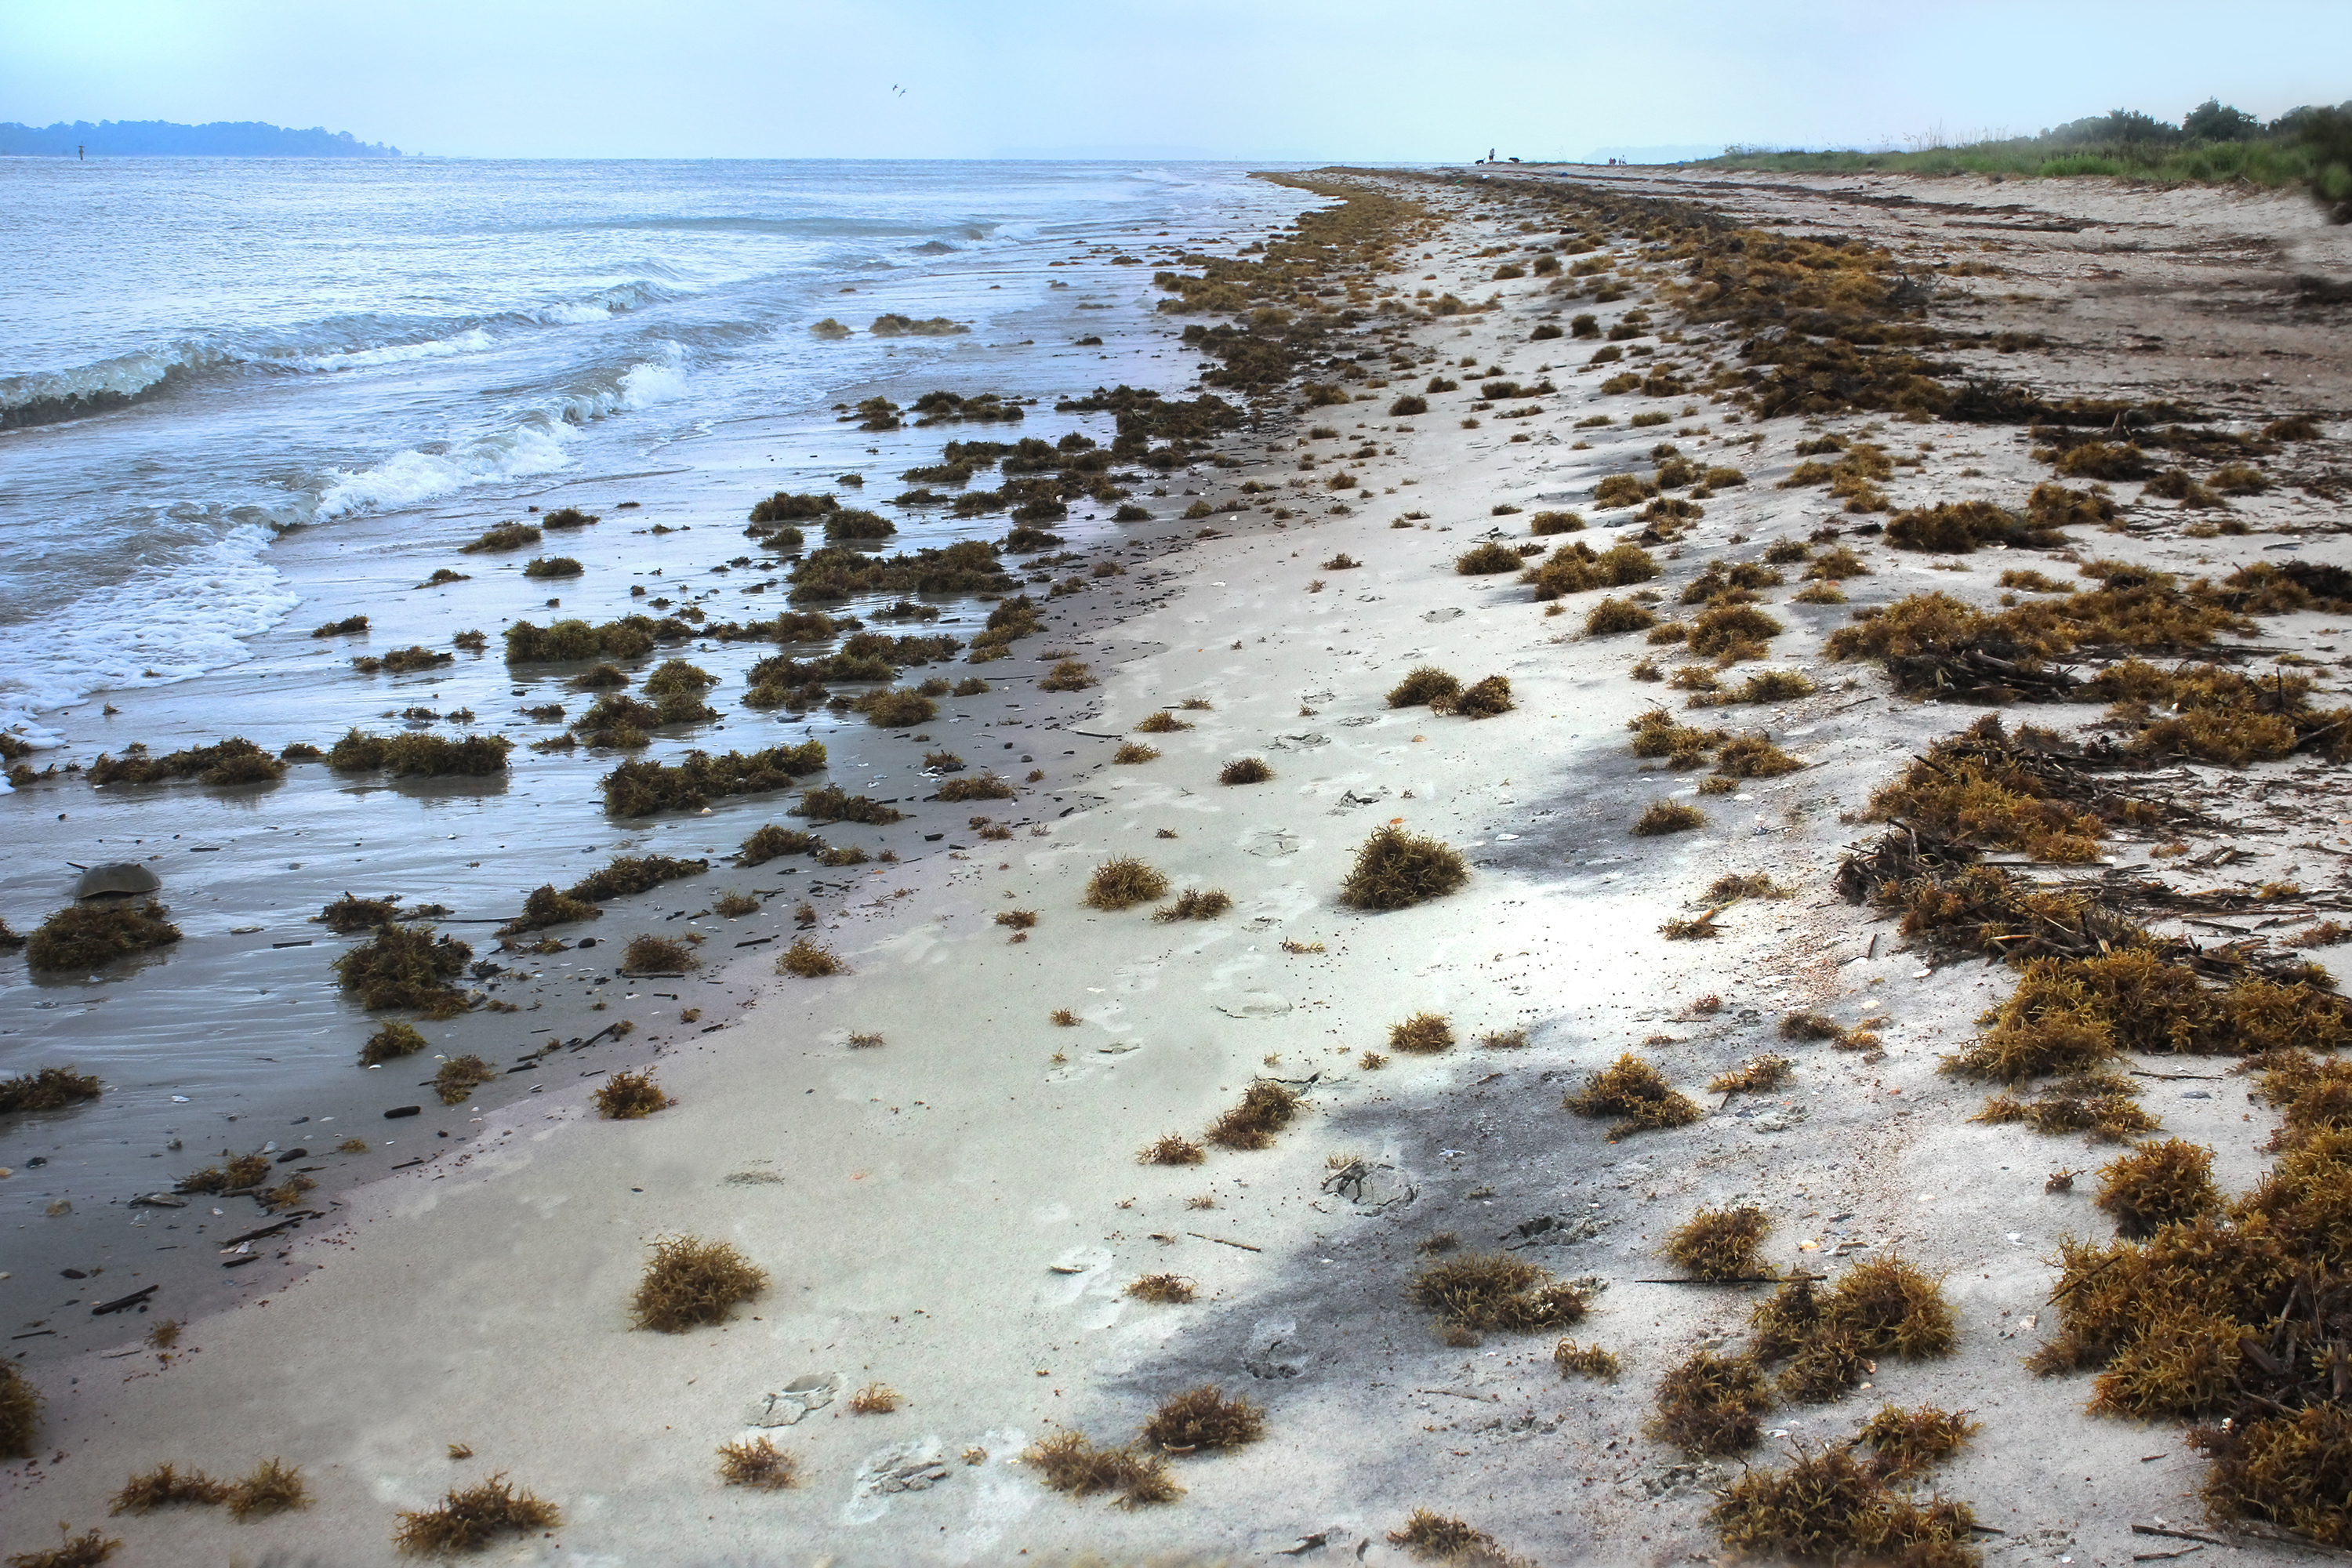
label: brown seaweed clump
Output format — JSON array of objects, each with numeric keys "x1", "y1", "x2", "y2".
[
  {"x1": 1084, "y1": 857, "x2": 1169, "y2": 911},
  {"x1": 1708, "y1": 1055, "x2": 1794, "y2": 1094},
  {"x1": 1554, "y1": 1341, "x2": 1622, "y2": 1380},
  {"x1": 1653, "y1": 1351, "x2": 1775, "y2": 1456},
  {"x1": 1, "y1": 1358, "x2": 41, "y2": 1459},
  {"x1": 1855, "y1": 1404, "x2": 1982, "y2": 1481},
  {"x1": 224, "y1": 1457, "x2": 309, "y2": 1520},
  {"x1": 1388, "y1": 666, "x2": 1462, "y2": 707},
  {"x1": 25, "y1": 902, "x2": 182, "y2": 973},
  {"x1": 1341, "y1": 826, "x2": 1469, "y2": 909},
  {"x1": 1126, "y1": 1273, "x2": 1197, "y2": 1304},
  {"x1": 1411, "y1": 1254, "x2": 1590, "y2": 1338},
  {"x1": 567, "y1": 854, "x2": 707, "y2": 902},
  {"x1": 361, "y1": 1021, "x2": 429, "y2": 1066},
  {"x1": 108, "y1": 1463, "x2": 230, "y2": 1514},
  {"x1": 1710, "y1": 1443, "x2": 1980, "y2": 1561},
  {"x1": 496, "y1": 884, "x2": 601, "y2": 937},
  {"x1": 1750, "y1": 1258, "x2": 1958, "y2": 1403},
  {"x1": 1565, "y1": 1054, "x2": 1703, "y2": 1137},
  {"x1": 776, "y1": 938, "x2": 847, "y2": 977},
  {"x1": 738, "y1": 824, "x2": 818, "y2": 866},
  {"x1": 1388, "y1": 1509, "x2": 1522, "y2": 1564},
  {"x1": 2094, "y1": 1138, "x2": 2222, "y2": 1238},
  {"x1": 1022, "y1": 1432, "x2": 1181, "y2": 1508},
  {"x1": 332, "y1": 923, "x2": 473, "y2": 1018},
  {"x1": 796, "y1": 785, "x2": 903, "y2": 826},
  {"x1": 1439, "y1": 674, "x2": 1515, "y2": 719},
  {"x1": 937, "y1": 772, "x2": 1016, "y2": 802},
  {"x1": 5, "y1": 1528, "x2": 121, "y2": 1568},
  {"x1": 630, "y1": 1236, "x2": 766, "y2": 1331},
  {"x1": 717, "y1": 1437, "x2": 797, "y2": 1490},
  {"x1": 1219, "y1": 757, "x2": 1273, "y2": 785},
  {"x1": 621, "y1": 934, "x2": 700, "y2": 974},
  {"x1": 1142, "y1": 1386, "x2": 1265, "y2": 1453},
  {"x1": 1138, "y1": 1134, "x2": 1206, "y2": 1166},
  {"x1": 432, "y1": 1056, "x2": 496, "y2": 1105},
  {"x1": 321, "y1": 894, "x2": 401, "y2": 933},
  {"x1": 0, "y1": 1065, "x2": 103, "y2": 1115},
  {"x1": 593, "y1": 1069, "x2": 673, "y2": 1120},
  {"x1": 174, "y1": 1152, "x2": 273, "y2": 1194},
  {"x1": 1664, "y1": 1205, "x2": 1773, "y2": 1280},
  {"x1": 1374, "y1": 1013, "x2": 1446, "y2": 1055},
  {"x1": 1205, "y1": 1082, "x2": 1302, "y2": 1151},
  {"x1": 1153, "y1": 889, "x2": 1232, "y2": 922},
  {"x1": 1633, "y1": 800, "x2": 1704, "y2": 836},
  {"x1": 393, "y1": 1475, "x2": 561, "y2": 1553}
]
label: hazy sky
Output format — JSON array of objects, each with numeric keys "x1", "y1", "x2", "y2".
[{"x1": 5, "y1": 0, "x2": 2347, "y2": 161}]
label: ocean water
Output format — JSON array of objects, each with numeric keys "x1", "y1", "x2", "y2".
[
  {"x1": 0, "y1": 158, "x2": 1323, "y2": 1335},
  {"x1": 0, "y1": 158, "x2": 1308, "y2": 735}
]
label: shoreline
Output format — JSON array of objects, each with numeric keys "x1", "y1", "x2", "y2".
[{"x1": 3, "y1": 163, "x2": 2350, "y2": 1564}]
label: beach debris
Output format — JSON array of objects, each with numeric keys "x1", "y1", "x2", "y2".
[
  {"x1": 848, "y1": 1381, "x2": 900, "y2": 1414},
  {"x1": 744, "y1": 1374, "x2": 839, "y2": 1428},
  {"x1": 1388, "y1": 1510, "x2": 1515, "y2": 1562},
  {"x1": 2, "y1": 1358, "x2": 42, "y2": 1458},
  {"x1": 26, "y1": 901, "x2": 181, "y2": 971},
  {"x1": 223, "y1": 1457, "x2": 307, "y2": 1519},
  {"x1": 630, "y1": 1235, "x2": 765, "y2": 1331},
  {"x1": 108, "y1": 1461, "x2": 229, "y2": 1514},
  {"x1": 0, "y1": 1065, "x2": 103, "y2": 1114},
  {"x1": 717, "y1": 1436, "x2": 797, "y2": 1490},
  {"x1": 1126, "y1": 1273, "x2": 1197, "y2": 1304},
  {"x1": 1022, "y1": 1431, "x2": 1180, "y2": 1507},
  {"x1": 392, "y1": 1474, "x2": 560, "y2": 1553},
  {"x1": 5, "y1": 1526, "x2": 120, "y2": 1567},
  {"x1": 1142, "y1": 1385, "x2": 1264, "y2": 1453},
  {"x1": 1340, "y1": 826, "x2": 1468, "y2": 909}
]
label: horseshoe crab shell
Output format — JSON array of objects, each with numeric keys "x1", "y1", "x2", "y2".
[{"x1": 73, "y1": 862, "x2": 162, "y2": 900}]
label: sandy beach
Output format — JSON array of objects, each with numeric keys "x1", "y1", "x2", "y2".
[{"x1": 6, "y1": 161, "x2": 2352, "y2": 1566}]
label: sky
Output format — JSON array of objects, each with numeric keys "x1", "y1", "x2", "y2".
[{"x1": 3, "y1": 0, "x2": 2347, "y2": 162}]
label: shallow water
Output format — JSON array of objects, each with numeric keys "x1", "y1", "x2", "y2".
[
  {"x1": 0, "y1": 157, "x2": 1306, "y2": 727},
  {"x1": 0, "y1": 158, "x2": 1316, "y2": 1348}
]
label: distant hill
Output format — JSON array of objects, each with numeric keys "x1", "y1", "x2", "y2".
[{"x1": 0, "y1": 120, "x2": 401, "y2": 158}]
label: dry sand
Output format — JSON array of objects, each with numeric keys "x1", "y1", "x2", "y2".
[{"x1": 5, "y1": 165, "x2": 2351, "y2": 1566}]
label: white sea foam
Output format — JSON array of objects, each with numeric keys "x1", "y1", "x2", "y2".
[
  {"x1": 618, "y1": 347, "x2": 691, "y2": 409},
  {"x1": 307, "y1": 328, "x2": 497, "y2": 372},
  {"x1": 0, "y1": 523, "x2": 299, "y2": 764},
  {"x1": 313, "y1": 416, "x2": 578, "y2": 519}
]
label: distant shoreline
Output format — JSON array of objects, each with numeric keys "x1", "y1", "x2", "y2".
[{"x1": 0, "y1": 119, "x2": 401, "y2": 158}]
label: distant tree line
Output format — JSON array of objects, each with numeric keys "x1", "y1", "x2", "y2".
[
  {"x1": 0, "y1": 120, "x2": 402, "y2": 157},
  {"x1": 1709, "y1": 99, "x2": 2352, "y2": 216}
]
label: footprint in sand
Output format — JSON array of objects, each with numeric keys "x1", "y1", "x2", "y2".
[
  {"x1": 744, "y1": 1371, "x2": 840, "y2": 1427},
  {"x1": 844, "y1": 1438, "x2": 954, "y2": 1523}
]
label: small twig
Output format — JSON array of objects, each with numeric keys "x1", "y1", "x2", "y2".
[
  {"x1": 1414, "y1": 1387, "x2": 1499, "y2": 1402},
  {"x1": 2131, "y1": 1525, "x2": 2225, "y2": 1547},
  {"x1": 2134, "y1": 1549, "x2": 2202, "y2": 1563},
  {"x1": 1635, "y1": 1273, "x2": 1822, "y2": 1286},
  {"x1": 89, "y1": 1285, "x2": 161, "y2": 1316},
  {"x1": 2131, "y1": 1069, "x2": 2224, "y2": 1081},
  {"x1": 1188, "y1": 1231, "x2": 1262, "y2": 1252}
]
